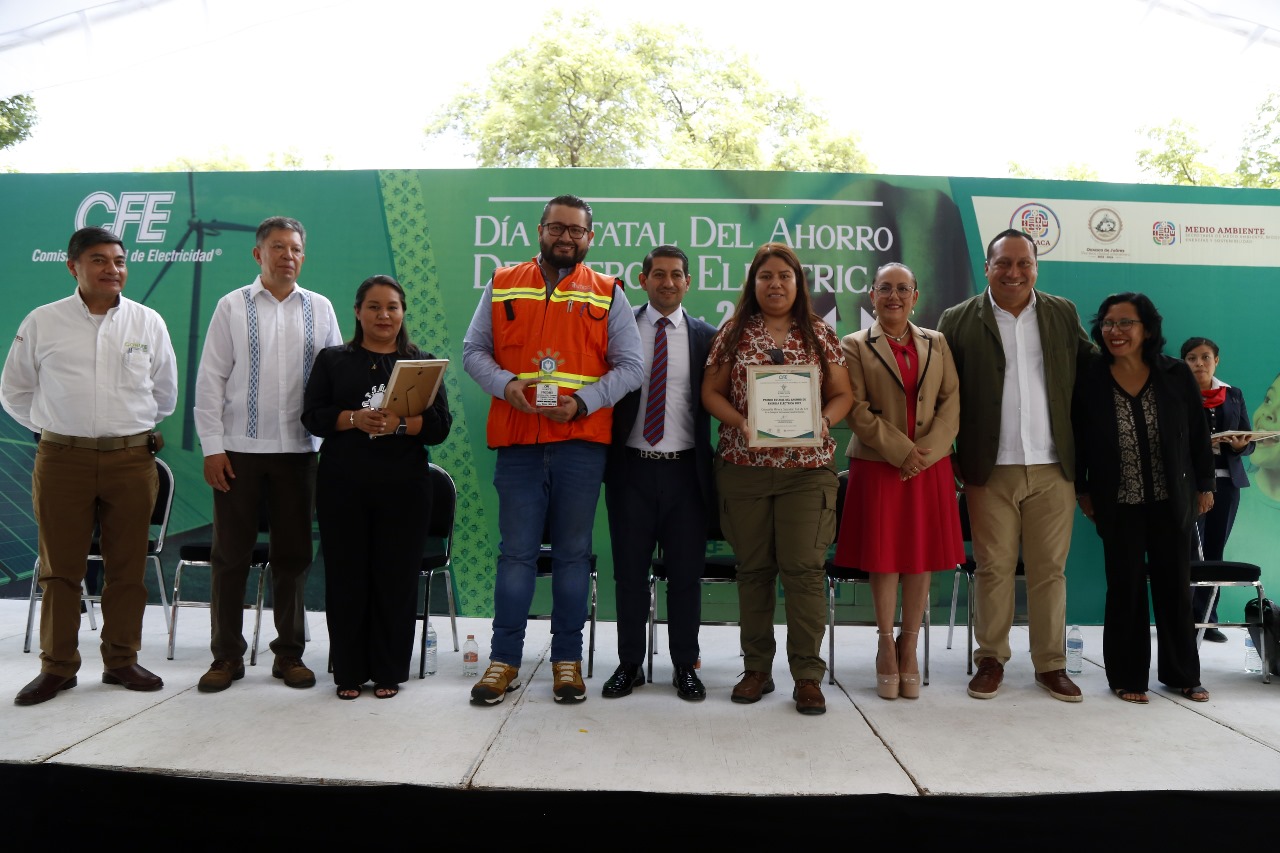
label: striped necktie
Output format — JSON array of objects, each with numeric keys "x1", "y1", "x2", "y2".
[{"x1": 642, "y1": 317, "x2": 671, "y2": 445}]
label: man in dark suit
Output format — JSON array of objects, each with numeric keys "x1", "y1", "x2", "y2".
[
  {"x1": 938, "y1": 229, "x2": 1094, "y2": 703},
  {"x1": 603, "y1": 245, "x2": 718, "y2": 701}
]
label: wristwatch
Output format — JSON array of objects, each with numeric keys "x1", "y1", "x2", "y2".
[
  {"x1": 571, "y1": 394, "x2": 587, "y2": 419},
  {"x1": 394, "y1": 419, "x2": 407, "y2": 436}
]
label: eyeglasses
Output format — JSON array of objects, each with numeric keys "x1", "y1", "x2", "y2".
[
  {"x1": 872, "y1": 285, "x2": 916, "y2": 298},
  {"x1": 542, "y1": 222, "x2": 589, "y2": 240},
  {"x1": 1100, "y1": 319, "x2": 1142, "y2": 331}
]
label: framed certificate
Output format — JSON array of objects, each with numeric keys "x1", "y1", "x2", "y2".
[
  {"x1": 745, "y1": 364, "x2": 823, "y2": 448},
  {"x1": 382, "y1": 359, "x2": 448, "y2": 417}
]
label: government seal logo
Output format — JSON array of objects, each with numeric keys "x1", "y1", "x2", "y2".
[
  {"x1": 1009, "y1": 203, "x2": 1061, "y2": 255},
  {"x1": 1152, "y1": 221, "x2": 1177, "y2": 245},
  {"x1": 1088, "y1": 207, "x2": 1123, "y2": 244}
]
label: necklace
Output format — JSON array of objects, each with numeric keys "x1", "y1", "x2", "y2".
[
  {"x1": 366, "y1": 349, "x2": 394, "y2": 374},
  {"x1": 884, "y1": 327, "x2": 910, "y2": 343}
]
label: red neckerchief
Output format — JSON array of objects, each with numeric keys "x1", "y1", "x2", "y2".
[{"x1": 1201, "y1": 386, "x2": 1227, "y2": 409}]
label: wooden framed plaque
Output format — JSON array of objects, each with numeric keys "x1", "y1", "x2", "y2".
[
  {"x1": 1213, "y1": 429, "x2": 1280, "y2": 443},
  {"x1": 382, "y1": 359, "x2": 448, "y2": 417}
]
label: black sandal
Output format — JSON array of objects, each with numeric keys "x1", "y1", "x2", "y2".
[
  {"x1": 336, "y1": 685, "x2": 362, "y2": 700},
  {"x1": 1180, "y1": 685, "x2": 1210, "y2": 702},
  {"x1": 373, "y1": 683, "x2": 399, "y2": 699},
  {"x1": 1112, "y1": 688, "x2": 1148, "y2": 704}
]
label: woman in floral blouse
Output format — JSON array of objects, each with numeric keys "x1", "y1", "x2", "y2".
[{"x1": 702, "y1": 242, "x2": 852, "y2": 715}]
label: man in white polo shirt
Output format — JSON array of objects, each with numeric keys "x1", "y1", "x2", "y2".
[
  {"x1": 2, "y1": 226, "x2": 177, "y2": 706},
  {"x1": 193, "y1": 216, "x2": 342, "y2": 692}
]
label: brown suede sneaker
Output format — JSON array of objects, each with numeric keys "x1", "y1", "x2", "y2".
[
  {"x1": 551, "y1": 660, "x2": 586, "y2": 703},
  {"x1": 471, "y1": 661, "x2": 521, "y2": 705}
]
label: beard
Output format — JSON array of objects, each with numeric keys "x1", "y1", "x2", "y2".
[{"x1": 539, "y1": 234, "x2": 588, "y2": 269}]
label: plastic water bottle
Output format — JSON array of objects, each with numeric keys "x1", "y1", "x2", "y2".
[
  {"x1": 462, "y1": 634, "x2": 480, "y2": 677},
  {"x1": 1066, "y1": 625, "x2": 1084, "y2": 676},
  {"x1": 425, "y1": 621, "x2": 438, "y2": 676},
  {"x1": 1245, "y1": 633, "x2": 1263, "y2": 674}
]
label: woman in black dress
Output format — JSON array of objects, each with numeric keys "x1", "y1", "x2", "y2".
[{"x1": 302, "y1": 275, "x2": 451, "y2": 699}]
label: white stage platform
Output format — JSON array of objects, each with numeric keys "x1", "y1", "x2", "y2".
[{"x1": 4, "y1": 597, "x2": 1280, "y2": 801}]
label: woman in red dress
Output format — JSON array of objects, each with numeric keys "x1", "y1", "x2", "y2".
[{"x1": 835, "y1": 263, "x2": 964, "y2": 699}]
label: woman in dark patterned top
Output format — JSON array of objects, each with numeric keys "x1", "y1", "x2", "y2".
[{"x1": 1073, "y1": 293, "x2": 1214, "y2": 704}]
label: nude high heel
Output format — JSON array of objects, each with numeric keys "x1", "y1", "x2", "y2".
[
  {"x1": 898, "y1": 628, "x2": 921, "y2": 699},
  {"x1": 876, "y1": 630, "x2": 899, "y2": 700}
]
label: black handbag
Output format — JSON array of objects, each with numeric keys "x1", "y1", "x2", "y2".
[{"x1": 1244, "y1": 597, "x2": 1280, "y2": 677}]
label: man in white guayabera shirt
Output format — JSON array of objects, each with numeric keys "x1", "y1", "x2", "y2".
[{"x1": 193, "y1": 216, "x2": 342, "y2": 693}]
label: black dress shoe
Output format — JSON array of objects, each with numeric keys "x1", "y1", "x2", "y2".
[
  {"x1": 1203, "y1": 628, "x2": 1229, "y2": 643},
  {"x1": 601, "y1": 664, "x2": 645, "y2": 698},
  {"x1": 15, "y1": 673, "x2": 77, "y2": 706},
  {"x1": 672, "y1": 664, "x2": 706, "y2": 701},
  {"x1": 102, "y1": 664, "x2": 163, "y2": 692}
]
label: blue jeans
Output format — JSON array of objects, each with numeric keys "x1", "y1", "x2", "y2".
[{"x1": 490, "y1": 441, "x2": 606, "y2": 667}]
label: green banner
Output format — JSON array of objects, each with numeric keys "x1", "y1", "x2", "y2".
[{"x1": 2, "y1": 168, "x2": 1277, "y2": 624}]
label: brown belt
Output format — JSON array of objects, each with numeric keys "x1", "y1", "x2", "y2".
[{"x1": 40, "y1": 429, "x2": 151, "y2": 451}]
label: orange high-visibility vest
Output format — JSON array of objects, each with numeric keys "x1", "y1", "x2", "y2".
[{"x1": 486, "y1": 260, "x2": 616, "y2": 447}]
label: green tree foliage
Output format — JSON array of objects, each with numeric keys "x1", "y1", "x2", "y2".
[
  {"x1": 428, "y1": 11, "x2": 871, "y2": 172},
  {"x1": 1236, "y1": 92, "x2": 1280, "y2": 188},
  {"x1": 1007, "y1": 161, "x2": 1101, "y2": 182},
  {"x1": 265, "y1": 147, "x2": 334, "y2": 170},
  {"x1": 1136, "y1": 119, "x2": 1230, "y2": 186},
  {"x1": 155, "y1": 147, "x2": 252, "y2": 172},
  {"x1": 0, "y1": 94, "x2": 38, "y2": 151},
  {"x1": 1137, "y1": 93, "x2": 1279, "y2": 188},
  {"x1": 151, "y1": 146, "x2": 332, "y2": 172}
]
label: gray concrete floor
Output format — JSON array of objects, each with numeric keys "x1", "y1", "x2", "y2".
[{"x1": 4, "y1": 598, "x2": 1279, "y2": 795}]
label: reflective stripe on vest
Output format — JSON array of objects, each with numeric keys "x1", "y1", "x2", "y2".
[{"x1": 485, "y1": 261, "x2": 617, "y2": 447}]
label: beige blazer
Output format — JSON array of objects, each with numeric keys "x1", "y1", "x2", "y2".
[{"x1": 841, "y1": 321, "x2": 960, "y2": 470}]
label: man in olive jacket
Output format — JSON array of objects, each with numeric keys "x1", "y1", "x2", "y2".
[{"x1": 938, "y1": 229, "x2": 1094, "y2": 703}]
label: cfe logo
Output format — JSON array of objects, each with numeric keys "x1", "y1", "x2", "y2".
[{"x1": 75, "y1": 191, "x2": 175, "y2": 243}]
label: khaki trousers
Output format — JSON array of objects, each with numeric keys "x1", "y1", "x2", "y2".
[
  {"x1": 966, "y1": 463, "x2": 1075, "y2": 672},
  {"x1": 716, "y1": 461, "x2": 837, "y2": 681},
  {"x1": 32, "y1": 442, "x2": 158, "y2": 677}
]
